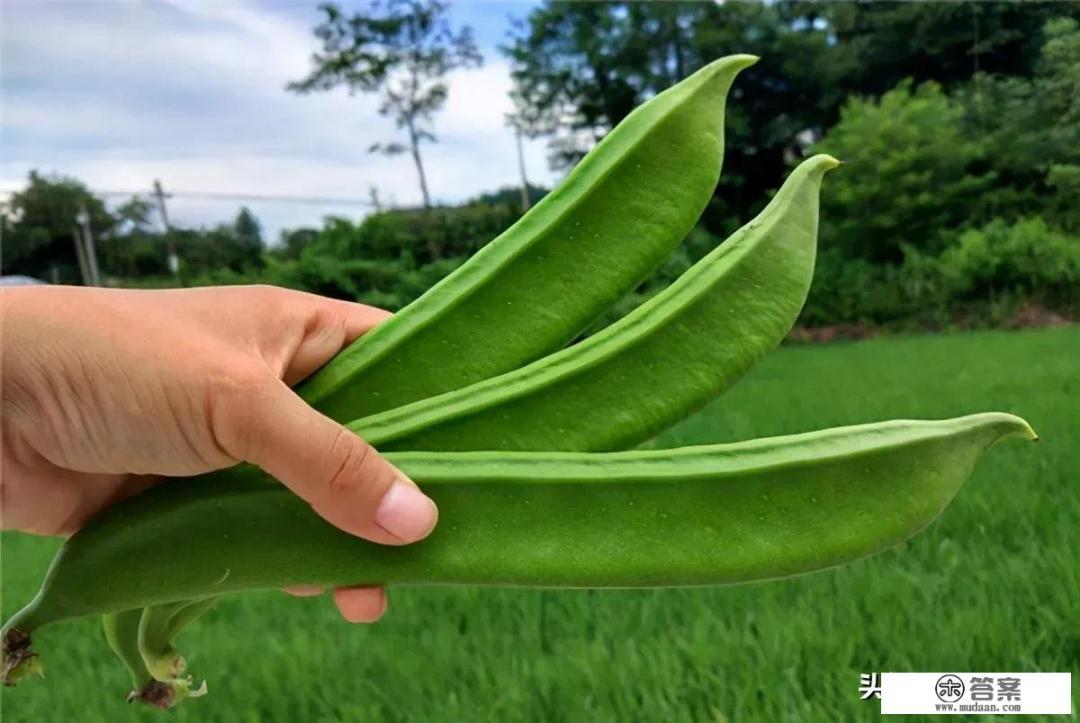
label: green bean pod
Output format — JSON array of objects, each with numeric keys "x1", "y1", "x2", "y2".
[
  {"x1": 298, "y1": 55, "x2": 757, "y2": 422},
  {"x1": 93, "y1": 149, "x2": 832, "y2": 700},
  {"x1": 349, "y1": 154, "x2": 838, "y2": 453},
  {"x1": 2, "y1": 412, "x2": 1034, "y2": 681}
]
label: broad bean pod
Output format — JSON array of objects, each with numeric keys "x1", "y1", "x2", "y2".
[
  {"x1": 349, "y1": 154, "x2": 839, "y2": 453},
  {"x1": 299, "y1": 55, "x2": 758, "y2": 421},
  {"x1": 2, "y1": 412, "x2": 1034, "y2": 684}
]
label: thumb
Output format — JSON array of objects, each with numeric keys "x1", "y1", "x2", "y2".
[{"x1": 228, "y1": 375, "x2": 438, "y2": 545}]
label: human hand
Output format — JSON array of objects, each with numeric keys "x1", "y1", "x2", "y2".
[{"x1": 0, "y1": 285, "x2": 438, "y2": 622}]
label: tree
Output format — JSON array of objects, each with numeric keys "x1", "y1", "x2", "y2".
[
  {"x1": 820, "y1": 1, "x2": 1080, "y2": 99},
  {"x1": 813, "y1": 81, "x2": 993, "y2": 264},
  {"x1": 275, "y1": 227, "x2": 320, "y2": 260},
  {"x1": 502, "y1": 2, "x2": 839, "y2": 225},
  {"x1": 98, "y1": 196, "x2": 169, "y2": 278},
  {"x1": 233, "y1": 207, "x2": 263, "y2": 252},
  {"x1": 289, "y1": 1, "x2": 482, "y2": 208},
  {"x1": 958, "y1": 17, "x2": 1080, "y2": 231},
  {"x1": 503, "y1": 1, "x2": 1080, "y2": 231},
  {"x1": 2, "y1": 171, "x2": 113, "y2": 283},
  {"x1": 503, "y1": 3, "x2": 716, "y2": 170},
  {"x1": 113, "y1": 196, "x2": 156, "y2": 234},
  {"x1": 504, "y1": 114, "x2": 533, "y2": 213},
  {"x1": 173, "y1": 222, "x2": 263, "y2": 275}
]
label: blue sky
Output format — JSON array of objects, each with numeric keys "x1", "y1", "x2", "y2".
[{"x1": 0, "y1": 0, "x2": 554, "y2": 242}]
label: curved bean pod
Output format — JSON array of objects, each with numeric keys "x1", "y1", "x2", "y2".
[
  {"x1": 92, "y1": 148, "x2": 830, "y2": 697},
  {"x1": 102, "y1": 610, "x2": 192, "y2": 708},
  {"x1": 138, "y1": 599, "x2": 215, "y2": 687},
  {"x1": 99, "y1": 601, "x2": 213, "y2": 707},
  {"x1": 299, "y1": 55, "x2": 758, "y2": 422},
  {"x1": 100, "y1": 600, "x2": 213, "y2": 708},
  {"x1": 350, "y1": 154, "x2": 839, "y2": 453},
  {"x1": 102, "y1": 610, "x2": 148, "y2": 693},
  {"x1": 2, "y1": 412, "x2": 1034, "y2": 679}
]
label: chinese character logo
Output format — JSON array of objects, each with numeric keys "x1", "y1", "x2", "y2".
[
  {"x1": 936, "y1": 674, "x2": 965, "y2": 703},
  {"x1": 859, "y1": 673, "x2": 882, "y2": 700},
  {"x1": 970, "y1": 676, "x2": 995, "y2": 701},
  {"x1": 997, "y1": 676, "x2": 1021, "y2": 701}
]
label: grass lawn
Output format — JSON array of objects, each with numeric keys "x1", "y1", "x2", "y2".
[{"x1": 2, "y1": 326, "x2": 1077, "y2": 722}]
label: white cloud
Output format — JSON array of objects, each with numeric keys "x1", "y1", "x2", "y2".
[{"x1": 0, "y1": 0, "x2": 557, "y2": 240}]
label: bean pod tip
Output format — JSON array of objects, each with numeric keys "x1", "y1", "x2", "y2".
[{"x1": 716, "y1": 53, "x2": 760, "y2": 70}]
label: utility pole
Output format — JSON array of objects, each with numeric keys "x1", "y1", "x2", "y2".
[
  {"x1": 369, "y1": 185, "x2": 383, "y2": 213},
  {"x1": 71, "y1": 222, "x2": 92, "y2": 286},
  {"x1": 512, "y1": 122, "x2": 531, "y2": 212},
  {"x1": 75, "y1": 205, "x2": 101, "y2": 286},
  {"x1": 0, "y1": 210, "x2": 7, "y2": 274},
  {"x1": 153, "y1": 179, "x2": 179, "y2": 276}
]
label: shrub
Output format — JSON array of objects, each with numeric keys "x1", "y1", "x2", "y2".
[
  {"x1": 813, "y1": 80, "x2": 993, "y2": 264},
  {"x1": 801, "y1": 249, "x2": 910, "y2": 326},
  {"x1": 937, "y1": 217, "x2": 1080, "y2": 309}
]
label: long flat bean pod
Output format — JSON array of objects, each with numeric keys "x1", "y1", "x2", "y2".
[
  {"x1": 92, "y1": 145, "x2": 831, "y2": 697},
  {"x1": 2, "y1": 412, "x2": 1033, "y2": 682},
  {"x1": 102, "y1": 148, "x2": 835, "y2": 685},
  {"x1": 299, "y1": 55, "x2": 757, "y2": 421},
  {"x1": 350, "y1": 154, "x2": 839, "y2": 453}
]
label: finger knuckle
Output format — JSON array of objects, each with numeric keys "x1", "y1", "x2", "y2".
[
  {"x1": 323, "y1": 429, "x2": 375, "y2": 502},
  {"x1": 207, "y1": 364, "x2": 276, "y2": 459}
]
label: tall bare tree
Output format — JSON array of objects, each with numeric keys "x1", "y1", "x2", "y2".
[
  {"x1": 289, "y1": 1, "x2": 482, "y2": 208},
  {"x1": 504, "y1": 88, "x2": 550, "y2": 213}
]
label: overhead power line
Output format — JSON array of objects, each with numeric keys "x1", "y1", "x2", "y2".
[
  {"x1": 153, "y1": 179, "x2": 180, "y2": 277},
  {"x1": 0, "y1": 187, "x2": 376, "y2": 207}
]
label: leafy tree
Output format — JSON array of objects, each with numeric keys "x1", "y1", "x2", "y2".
[
  {"x1": 503, "y1": 1, "x2": 1080, "y2": 233},
  {"x1": 113, "y1": 196, "x2": 156, "y2": 233},
  {"x1": 233, "y1": 207, "x2": 264, "y2": 255},
  {"x1": 2, "y1": 171, "x2": 113, "y2": 283},
  {"x1": 820, "y1": 1, "x2": 1080, "y2": 99},
  {"x1": 502, "y1": 2, "x2": 840, "y2": 226},
  {"x1": 504, "y1": 2, "x2": 717, "y2": 170},
  {"x1": 173, "y1": 223, "x2": 263, "y2": 276},
  {"x1": 813, "y1": 81, "x2": 993, "y2": 264},
  {"x1": 289, "y1": 0, "x2": 482, "y2": 208},
  {"x1": 97, "y1": 196, "x2": 168, "y2": 278},
  {"x1": 275, "y1": 227, "x2": 320, "y2": 260},
  {"x1": 958, "y1": 17, "x2": 1080, "y2": 230}
]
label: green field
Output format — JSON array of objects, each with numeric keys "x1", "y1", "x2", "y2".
[{"x1": 2, "y1": 326, "x2": 1077, "y2": 722}]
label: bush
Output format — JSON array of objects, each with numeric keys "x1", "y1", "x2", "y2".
[
  {"x1": 801, "y1": 249, "x2": 910, "y2": 326},
  {"x1": 936, "y1": 217, "x2": 1080, "y2": 308},
  {"x1": 308, "y1": 203, "x2": 521, "y2": 267},
  {"x1": 175, "y1": 202, "x2": 519, "y2": 310},
  {"x1": 813, "y1": 80, "x2": 993, "y2": 264},
  {"x1": 800, "y1": 217, "x2": 1080, "y2": 327}
]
